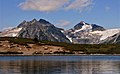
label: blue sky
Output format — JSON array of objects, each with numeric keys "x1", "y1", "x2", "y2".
[{"x1": 0, "y1": 0, "x2": 120, "y2": 30}]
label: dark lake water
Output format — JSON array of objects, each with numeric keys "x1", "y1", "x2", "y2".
[{"x1": 0, "y1": 55, "x2": 120, "y2": 74}]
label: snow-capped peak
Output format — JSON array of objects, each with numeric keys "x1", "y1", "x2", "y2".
[
  {"x1": 74, "y1": 22, "x2": 92, "y2": 33},
  {"x1": 81, "y1": 24, "x2": 92, "y2": 31},
  {"x1": 83, "y1": 21, "x2": 86, "y2": 25}
]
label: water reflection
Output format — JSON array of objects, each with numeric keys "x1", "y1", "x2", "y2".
[{"x1": 0, "y1": 56, "x2": 120, "y2": 74}]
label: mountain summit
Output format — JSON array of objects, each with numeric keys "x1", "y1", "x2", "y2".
[
  {"x1": 74, "y1": 21, "x2": 105, "y2": 31},
  {"x1": 63, "y1": 21, "x2": 120, "y2": 44},
  {"x1": 0, "y1": 19, "x2": 120, "y2": 44},
  {"x1": 17, "y1": 19, "x2": 70, "y2": 43},
  {"x1": 39, "y1": 19, "x2": 51, "y2": 24}
]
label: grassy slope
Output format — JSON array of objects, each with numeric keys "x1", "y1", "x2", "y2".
[
  {"x1": 0, "y1": 37, "x2": 120, "y2": 54},
  {"x1": 0, "y1": 37, "x2": 35, "y2": 45}
]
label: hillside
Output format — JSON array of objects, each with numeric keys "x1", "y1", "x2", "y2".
[{"x1": 0, "y1": 37, "x2": 120, "y2": 55}]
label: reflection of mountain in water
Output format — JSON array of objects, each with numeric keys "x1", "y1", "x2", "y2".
[{"x1": 0, "y1": 56, "x2": 120, "y2": 74}]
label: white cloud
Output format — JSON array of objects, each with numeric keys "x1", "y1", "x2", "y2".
[
  {"x1": 19, "y1": 0, "x2": 68, "y2": 12},
  {"x1": 56, "y1": 20, "x2": 70, "y2": 27},
  {"x1": 19, "y1": 0, "x2": 93, "y2": 12},
  {"x1": 65, "y1": 0, "x2": 93, "y2": 12}
]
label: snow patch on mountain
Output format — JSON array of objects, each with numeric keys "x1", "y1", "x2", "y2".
[
  {"x1": 0, "y1": 28, "x2": 22, "y2": 37},
  {"x1": 74, "y1": 22, "x2": 92, "y2": 33},
  {"x1": 66, "y1": 35, "x2": 72, "y2": 42},
  {"x1": 61, "y1": 30, "x2": 64, "y2": 33},
  {"x1": 51, "y1": 34, "x2": 58, "y2": 40},
  {"x1": 91, "y1": 29, "x2": 120, "y2": 40}
]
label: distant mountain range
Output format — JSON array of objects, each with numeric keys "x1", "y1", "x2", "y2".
[{"x1": 0, "y1": 19, "x2": 120, "y2": 44}]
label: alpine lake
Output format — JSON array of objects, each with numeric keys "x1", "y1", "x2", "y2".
[{"x1": 0, "y1": 55, "x2": 120, "y2": 74}]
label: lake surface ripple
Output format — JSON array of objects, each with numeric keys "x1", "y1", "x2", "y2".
[{"x1": 0, "y1": 55, "x2": 120, "y2": 74}]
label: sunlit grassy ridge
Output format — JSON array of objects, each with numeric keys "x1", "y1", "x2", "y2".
[
  {"x1": 0, "y1": 37, "x2": 120, "y2": 54},
  {"x1": 41, "y1": 41, "x2": 120, "y2": 54}
]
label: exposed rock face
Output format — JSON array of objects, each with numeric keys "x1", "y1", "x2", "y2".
[
  {"x1": 74, "y1": 21, "x2": 85, "y2": 30},
  {"x1": 17, "y1": 19, "x2": 70, "y2": 43},
  {"x1": 74, "y1": 21, "x2": 105, "y2": 31},
  {"x1": 64, "y1": 21, "x2": 105, "y2": 44},
  {"x1": 63, "y1": 21, "x2": 120, "y2": 44},
  {"x1": 0, "y1": 19, "x2": 120, "y2": 44},
  {"x1": 91, "y1": 24, "x2": 105, "y2": 31}
]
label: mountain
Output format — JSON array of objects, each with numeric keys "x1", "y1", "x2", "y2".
[
  {"x1": 0, "y1": 19, "x2": 120, "y2": 44},
  {"x1": 64, "y1": 21, "x2": 120, "y2": 44},
  {"x1": 63, "y1": 21, "x2": 105, "y2": 44},
  {"x1": 74, "y1": 21, "x2": 105, "y2": 31},
  {"x1": 17, "y1": 19, "x2": 70, "y2": 43}
]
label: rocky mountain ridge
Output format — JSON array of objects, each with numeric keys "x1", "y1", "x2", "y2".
[
  {"x1": 63, "y1": 21, "x2": 120, "y2": 44},
  {"x1": 16, "y1": 19, "x2": 70, "y2": 43},
  {"x1": 0, "y1": 19, "x2": 120, "y2": 44}
]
